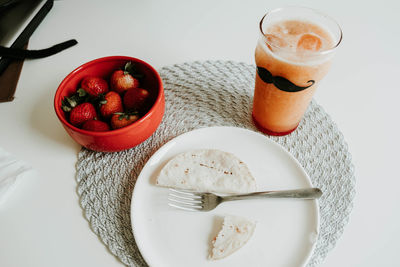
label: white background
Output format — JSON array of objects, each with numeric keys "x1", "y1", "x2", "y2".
[{"x1": 0, "y1": 0, "x2": 399, "y2": 266}]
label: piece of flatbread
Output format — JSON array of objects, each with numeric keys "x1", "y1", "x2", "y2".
[
  {"x1": 210, "y1": 215, "x2": 256, "y2": 260},
  {"x1": 156, "y1": 149, "x2": 256, "y2": 194}
]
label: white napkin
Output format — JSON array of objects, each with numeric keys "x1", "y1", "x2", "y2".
[{"x1": 0, "y1": 147, "x2": 32, "y2": 205}]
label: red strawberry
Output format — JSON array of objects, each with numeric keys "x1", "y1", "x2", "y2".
[
  {"x1": 110, "y1": 70, "x2": 140, "y2": 94},
  {"x1": 69, "y1": 102, "x2": 97, "y2": 126},
  {"x1": 99, "y1": 91, "x2": 123, "y2": 118},
  {"x1": 110, "y1": 113, "x2": 139, "y2": 129},
  {"x1": 123, "y1": 88, "x2": 150, "y2": 111},
  {"x1": 81, "y1": 76, "x2": 109, "y2": 97},
  {"x1": 82, "y1": 120, "x2": 110, "y2": 132}
]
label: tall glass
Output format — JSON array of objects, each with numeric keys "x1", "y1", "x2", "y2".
[{"x1": 252, "y1": 6, "x2": 342, "y2": 136}]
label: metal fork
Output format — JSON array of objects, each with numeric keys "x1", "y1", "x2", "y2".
[{"x1": 168, "y1": 188, "x2": 322, "y2": 211}]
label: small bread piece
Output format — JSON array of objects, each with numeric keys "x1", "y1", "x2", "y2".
[
  {"x1": 156, "y1": 149, "x2": 256, "y2": 194},
  {"x1": 210, "y1": 215, "x2": 256, "y2": 260}
]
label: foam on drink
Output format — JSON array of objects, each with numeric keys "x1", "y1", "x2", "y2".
[{"x1": 260, "y1": 20, "x2": 335, "y2": 65}]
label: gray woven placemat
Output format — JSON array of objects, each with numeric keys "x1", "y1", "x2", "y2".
[{"x1": 76, "y1": 60, "x2": 355, "y2": 267}]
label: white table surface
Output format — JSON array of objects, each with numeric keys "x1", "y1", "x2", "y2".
[{"x1": 1, "y1": 0, "x2": 399, "y2": 266}]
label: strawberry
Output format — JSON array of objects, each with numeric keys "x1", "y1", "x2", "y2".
[
  {"x1": 69, "y1": 102, "x2": 97, "y2": 126},
  {"x1": 110, "y1": 70, "x2": 140, "y2": 94},
  {"x1": 61, "y1": 88, "x2": 88, "y2": 112},
  {"x1": 82, "y1": 119, "x2": 110, "y2": 132},
  {"x1": 81, "y1": 76, "x2": 109, "y2": 97},
  {"x1": 110, "y1": 112, "x2": 139, "y2": 129},
  {"x1": 110, "y1": 62, "x2": 142, "y2": 94},
  {"x1": 99, "y1": 91, "x2": 123, "y2": 118},
  {"x1": 123, "y1": 88, "x2": 150, "y2": 111}
]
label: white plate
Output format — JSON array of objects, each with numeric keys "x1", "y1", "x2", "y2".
[{"x1": 131, "y1": 126, "x2": 319, "y2": 267}]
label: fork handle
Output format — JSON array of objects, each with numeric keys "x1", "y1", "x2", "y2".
[{"x1": 222, "y1": 188, "x2": 322, "y2": 201}]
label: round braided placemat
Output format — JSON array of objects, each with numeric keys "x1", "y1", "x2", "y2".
[{"x1": 76, "y1": 60, "x2": 355, "y2": 267}]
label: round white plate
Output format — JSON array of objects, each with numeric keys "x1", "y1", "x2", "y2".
[{"x1": 131, "y1": 126, "x2": 319, "y2": 267}]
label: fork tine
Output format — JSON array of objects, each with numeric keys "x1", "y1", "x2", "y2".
[
  {"x1": 168, "y1": 196, "x2": 202, "y2": 206},
  {"x1": 168, "y1": 203, "x2": 201, "y2": 211},
  {"x1": 168, "y1": 188, "x2": 204, "y2": 211},
  {"x1": 169, "y1": 188, "x2": 202, "y2": 198},
  {"x1": 169, "y1": 193, "x2": 202, "y2": 202}
]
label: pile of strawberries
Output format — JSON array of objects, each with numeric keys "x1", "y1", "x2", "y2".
[{"x1": 61, "y1": 62, "x2": 151, "y2": 131}]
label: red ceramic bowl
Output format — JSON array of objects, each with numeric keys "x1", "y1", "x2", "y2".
[{"x1": 54, "y1": 56, "x2": 165, "y2": 152}]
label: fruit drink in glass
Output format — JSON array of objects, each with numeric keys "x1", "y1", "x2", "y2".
[{"x1": 252, "y1": 6, "x2": 342, "y2": 135}]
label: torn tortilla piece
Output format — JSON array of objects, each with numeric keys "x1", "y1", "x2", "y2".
[{"x1": 210, "y1": 215, "x2": 256, "y2": 260}]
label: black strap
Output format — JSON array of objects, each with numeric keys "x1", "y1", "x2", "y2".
[{"x1": 0, "y1": 39, "x2": 78, "y2": 60}]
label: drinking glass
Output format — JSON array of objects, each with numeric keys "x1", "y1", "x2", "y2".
[{"x1": 252, "y1": 6, "x2": 342, "y2": 136}]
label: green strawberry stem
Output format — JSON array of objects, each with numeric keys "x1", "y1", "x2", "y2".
[
  {"x1": 77, "y1": 88, "x2": 87, "y2": 97},
  {"x1": 124, "y1": 61, "x2": 144, "y2": 79},
  {"x1": 61, "y1": 88, "x2": 98, "y2": 112},
  {"x1": 114, "y1": 111, "x2": 139, "y2": 120}
]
